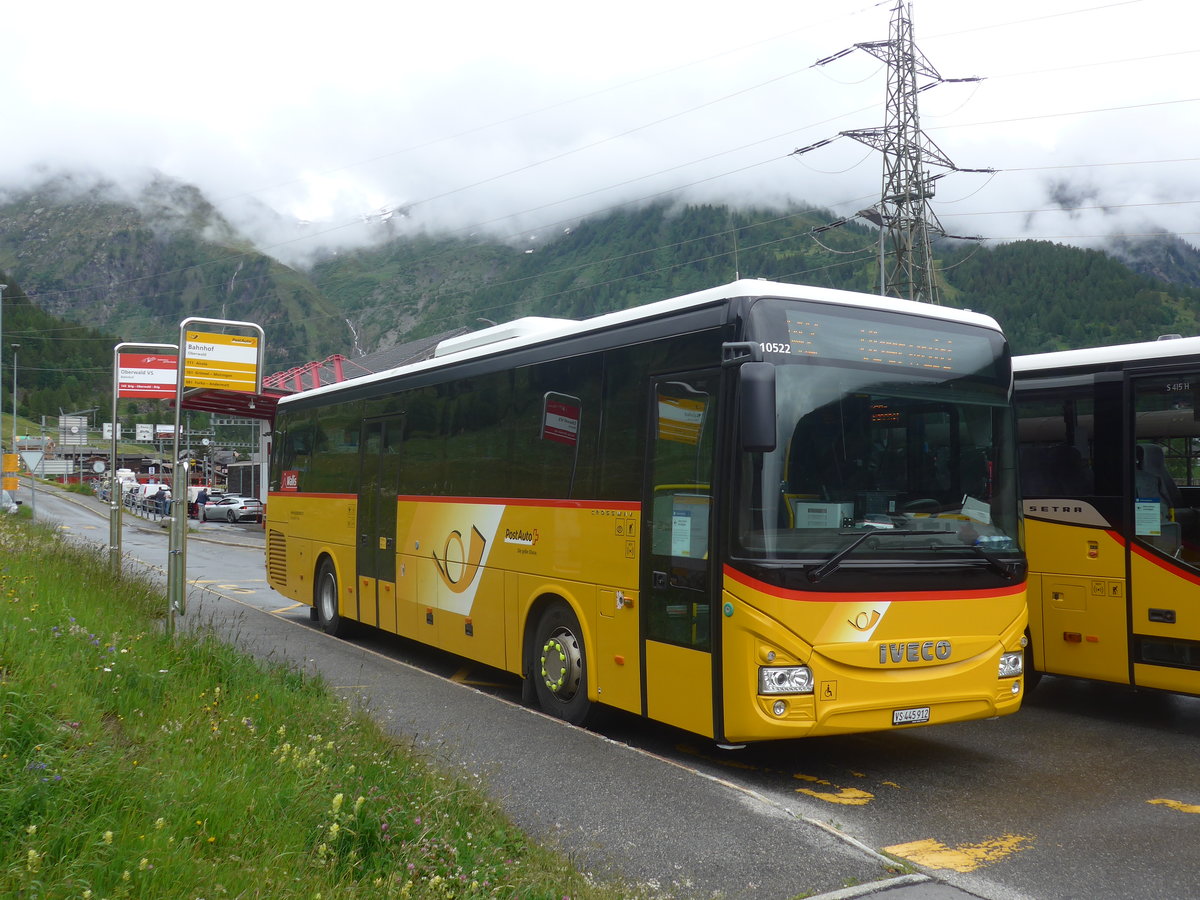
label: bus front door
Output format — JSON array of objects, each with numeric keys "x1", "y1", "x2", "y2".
[
  {"x1": 643, "y1": 372, "x2": 720, "y2": 738},
  {"x1": 357, "y1": 415, "x2": 404, "y2": 632}
]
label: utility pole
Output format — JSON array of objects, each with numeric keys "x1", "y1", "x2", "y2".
[{"x1": 801, "y1": 0, "x2": 989, "y2": 304}]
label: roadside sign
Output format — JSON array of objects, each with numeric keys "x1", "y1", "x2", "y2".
[
  {"x1": 542, "y1": 393, "x2": 581, "y2": 446},
  {"x1": 118, "y1": 352, "x2": 178, "y2": 398},
  {"x1": 19, "y1": 451, "x2": 44, "y2": 476},
  {"x1": 183, "y1": 331, "x2": 260, "y2": 392},
  {"x1": 3, "y1": 452, "x2": 17, "y2": 491}
]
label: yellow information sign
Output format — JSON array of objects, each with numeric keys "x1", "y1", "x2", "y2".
[
  {"x1": 183, "y1": 331, "x2": 260, "y2": 393},
  {"x1": 3, "y1": 452, "x2": 18, "y2": 492}
]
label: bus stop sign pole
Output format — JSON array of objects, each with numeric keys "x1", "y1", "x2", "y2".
[
  {"x1": 167, "y1": 317, "x2": 265, "y2": 631},
  {"x1": 111, "y1": 342, "x2": 178, "y2": 574}
]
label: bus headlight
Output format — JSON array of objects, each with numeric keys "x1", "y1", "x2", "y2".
[
  {"x1": 998, "y1": 652, "x2": 1024, "y2": 679},
  {"x1": 759, "y1": 665, "x2": 814, "y2": 695}
]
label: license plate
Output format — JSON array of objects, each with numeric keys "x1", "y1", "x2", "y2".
[{"x1": 892, "y1": 706, "x2": 931, "y2": 726}]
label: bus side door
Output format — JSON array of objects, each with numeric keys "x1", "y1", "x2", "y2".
[
  {"x1": 642, "y1": 372, "x2": 721, "y2": 738},
  {"x1": 357, "y1": 415, "x2": 404, "y2": 632}
]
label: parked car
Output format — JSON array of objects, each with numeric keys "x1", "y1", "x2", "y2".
[{"x1": 201, "y1": 495, "x2": 263, "y2": 523}]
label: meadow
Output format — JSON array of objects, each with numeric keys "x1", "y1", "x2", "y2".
[{"x1": 0, "y1": 513, "x2": 647, "y2": 899}]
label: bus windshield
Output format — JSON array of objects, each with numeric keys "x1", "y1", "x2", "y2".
[{"x1": 735, "y1": 299, "x2": 1021, "y2": 566}]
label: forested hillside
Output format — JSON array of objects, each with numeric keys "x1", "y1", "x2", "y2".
[
  {"x1": 940, "y1": 240, "x2": 1200, "y2": 353},
  {"x1": 310, "y1": 203, "x2": 881, "y2": 345},
  {"x1": 312, "y1": 201, "x2": 1200, "y2": 355},
  {"x1": 0, "y1": 274, "x2": 116, "y2": 418}
]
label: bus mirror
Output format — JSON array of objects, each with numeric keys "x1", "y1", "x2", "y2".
[{"x1": 740, "y1": 362, "x2": 777, "y2": 452}]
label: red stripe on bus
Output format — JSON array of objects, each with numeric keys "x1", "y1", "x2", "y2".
[
  {"x1": 394, "y1": 495, "x2": 641, "y2": 511},
  {"x1": 1129, "y1": 538, "x2": 1200, "y2": 586},
  {"x1": 724, "y1": 564, "x2": 1025, "y2": 603},
  {"x1": 267, "y1": 492, "x2": 639, "y2": 511}
]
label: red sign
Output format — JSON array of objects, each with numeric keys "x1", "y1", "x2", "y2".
[
  {"x1": 281, "y1": 470, "x2": 300, "y2": 492},
  {"x1": 118, "y1": 353, "x2": 178, "y2": 398},
  {"x1": 542, "y1": 398, "x2": 581, "y2": 446}
]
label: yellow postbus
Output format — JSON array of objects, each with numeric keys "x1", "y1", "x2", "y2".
[
  {"x1": 1015, "y1": 336, "x2": 1200, "y2": 696},
  {"x1": 266, "y1": 279, "x2": 1027, "y2": 744}
]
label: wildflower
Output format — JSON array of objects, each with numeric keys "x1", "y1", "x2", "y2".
[
  {"x1": 329, "y1": 823, "x2": 340, "y2": 838},
  {"x1": 26, "y1": 848, "x2": 42, "y2": 872},
  {"x1": 331, "y1": 793, "x2": 344, "y2": 813},
  {"x1": 122, "y1": 870, "x2": 131, "y2": 881},
  {"x1": 103, "y1": 831, "x2": 114, "y2": 845},
  {"x1": 354, "y1": 796, "x2": 365, "y2": 815},
  {"x1": 25, "y1": 824, "x2": 36, "y2": 835},
  {"x1": 139, "y1": 858, "x2": 149, "y2": 871},
  {"x1": 155, "y1": 818, "x2": 165, "y2": 830}
]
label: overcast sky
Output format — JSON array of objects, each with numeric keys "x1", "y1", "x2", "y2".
[{"x1": 3, "y1": 0, "x2": 1197, "y2": 265}]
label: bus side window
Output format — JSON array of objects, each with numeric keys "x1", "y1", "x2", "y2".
[
  {"x1": 1131, "y1": 374, "x2": 1200, "y2": 559},
  {"x1": 1016, "y1": 389, "x2": 1096, "y2": 499}
]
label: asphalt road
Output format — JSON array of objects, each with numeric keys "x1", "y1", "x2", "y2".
[{"x1": 21, "y1": 480, "x2": 1200, "y2": 900}]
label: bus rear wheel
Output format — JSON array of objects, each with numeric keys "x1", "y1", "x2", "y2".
[
  {"x1": 315, "y1": 559, "x2": 349, "y2": 637},
  {"x1": 531, "y1": 602, "x2": 592, "y2": 726}
]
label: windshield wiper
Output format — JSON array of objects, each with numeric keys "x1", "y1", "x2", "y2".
[
  {"x1": 807, "y1": 530, "x2": 916, "y2": 584},
  {"x1": 966, "y1": 542, "x2": 1023, "y2": 580}
]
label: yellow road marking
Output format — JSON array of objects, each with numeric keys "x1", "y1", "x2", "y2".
[
  {"x1": 884, "y1": 834, "x2": 1033, "y2": 872},
  {"x1": 1149, "y1": 798, "x2": 1200, "y2": 814},
  {"x1": 794, "y1": 773, "x2": 874, "y2": 806},
  {"x1": 270, "y1": 603, "x2": 305, "y2": 613}
]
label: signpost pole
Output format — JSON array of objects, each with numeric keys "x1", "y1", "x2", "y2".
[
  {"x1": 111, "y1": 342, "x2": 177, "y2": 574},
  {"x1": 167, "y1": 317, "x2": 264, "y2": 632}
]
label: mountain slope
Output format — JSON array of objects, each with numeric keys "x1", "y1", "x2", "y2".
[
  {"x1": 3, "y1": 174, "x2": 1200, "y2": 374},
  {"x1": 0, "y1": 174, "x2": 346, "y2": 369}
]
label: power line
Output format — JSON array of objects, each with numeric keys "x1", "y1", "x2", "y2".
[{"x1": 801, "y1": 0, "x2": 991, "y2": 303}]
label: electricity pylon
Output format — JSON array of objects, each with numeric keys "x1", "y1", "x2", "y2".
[{"x1": 802, "y1": 0, "x2": 989, "y2": 304}]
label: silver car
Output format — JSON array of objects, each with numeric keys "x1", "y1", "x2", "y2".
[{"x1": 201, "y1": 495, "x2": 264, "y2": 523}]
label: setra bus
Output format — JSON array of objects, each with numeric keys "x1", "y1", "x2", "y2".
[
  {"x1": 1014, "y1": 335, "x2": 1200, "y2": 696},
  {"x1": 265, "y1": 279, "x2": 1027, "y2": 743}
]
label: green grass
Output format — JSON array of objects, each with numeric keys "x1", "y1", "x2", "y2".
[{"x1": 0, "y1": 515, "x2": 646, "y2": 899}]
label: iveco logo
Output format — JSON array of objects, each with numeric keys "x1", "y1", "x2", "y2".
[{"x1": 879, "y1": 641, "x2": 952, "y2": 664}]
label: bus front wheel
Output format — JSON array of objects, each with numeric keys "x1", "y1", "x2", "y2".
[
  {"x1": 315, "y1": 559, "x2": 349, "y2": 637},
  {"x1": 531, "y1": 602, "x2": 592, "y2": 726}
]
